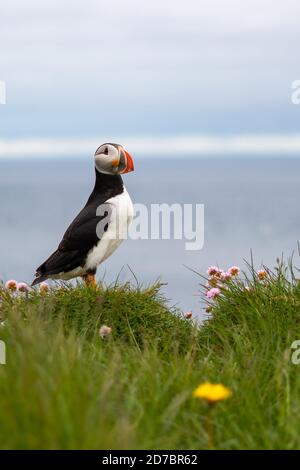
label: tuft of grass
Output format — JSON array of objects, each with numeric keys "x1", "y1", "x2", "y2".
[{"x1": 1, "y1": 261, "x2": 300, "y2": 449}]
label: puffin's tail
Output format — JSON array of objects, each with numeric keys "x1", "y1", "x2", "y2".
[{"x1": 31, "y1": 248, "x2": 80, "y2": 287}]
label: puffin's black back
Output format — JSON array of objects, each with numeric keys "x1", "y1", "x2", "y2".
[{"x1": 32, "y1": 171, "x2": 124, "y2": 285}]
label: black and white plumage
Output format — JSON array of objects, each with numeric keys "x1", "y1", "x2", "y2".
[{"x1": 32, "y1": 143, "x2": 134, "y2": 287}]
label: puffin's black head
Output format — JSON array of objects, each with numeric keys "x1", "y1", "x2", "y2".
[{"x1": 94, "y1": 143, "x2": 134, "y2": 175}]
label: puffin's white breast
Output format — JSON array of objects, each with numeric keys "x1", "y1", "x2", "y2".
[{"x1": 84, "y1": 188, "x2": 133, "y2": 271}]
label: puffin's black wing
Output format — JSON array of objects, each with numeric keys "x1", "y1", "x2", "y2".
[
  {"x1": 58, "y1": 201, "x2": 110, "y2": 252},
  {"x1": 32, "y1": 201, "x2": 111, "y2": 285},
  {"x1": 32, "y1": 171, "x2": 124, "y2": 286}
]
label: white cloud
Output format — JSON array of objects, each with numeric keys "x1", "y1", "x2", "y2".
[
  {"x1": 1, "y1": 1, "x2": 300, "y2": 135},
  {"x1": 1, "y1": 134, "x2": 300, "y2": 157}
]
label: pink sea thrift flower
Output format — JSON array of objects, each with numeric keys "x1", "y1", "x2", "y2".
[
  {"x1": 207, "y1": 266, "x2": 221, "y2": 277},
  {"x1": 206, "y1": 287, "x2": 221, "y2": 299},
  {"x1": 228, "y1": 266, "x2": 240, "y2": 277},
  {"x1": 5, "y1": 280, "x2": 17, "y2": 291},
  {"x1": 207, "y1": 277, "x2": 219, "y2": 287},
  {"x1": 184, "y1": 311, "x2": 192, "y2": 319},
  {"x1": 99, "y1": 325, "x2": 112, "y2": 338},
  {"x1": 257, "y1": 269, "x2": 267, "y2": 280},
  {"x1": 17, "y1": 282, "x2": 29, "y2": 293},
  {"x1": 220, "y1": 271, "x2": 232, "y2": 281},
  {"x1": 40, "y1": 282, "x2": 50, "y2": 293}
]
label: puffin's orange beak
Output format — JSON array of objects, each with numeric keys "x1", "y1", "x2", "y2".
[{"x1": 123, "y1": 150, "x2": 134, "y2": 173}]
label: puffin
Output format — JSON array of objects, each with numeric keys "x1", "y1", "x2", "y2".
[{"x1": 32, "y1": 143, "x2": 134, "y2": 287}]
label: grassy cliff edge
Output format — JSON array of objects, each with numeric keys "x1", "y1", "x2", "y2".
[{"x1": 0, "y1": 263, "x2": 300, "y2": 450}]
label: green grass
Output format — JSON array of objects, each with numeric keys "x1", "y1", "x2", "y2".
[{"x1": 1, "y1": 261, "x2": 300, "y2": 450}]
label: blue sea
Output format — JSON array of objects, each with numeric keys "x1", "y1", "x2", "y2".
[{"x1": 0, "y1": 157, "x2": 299, "y2": 315}]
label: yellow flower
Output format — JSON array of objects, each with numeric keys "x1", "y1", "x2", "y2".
[{"x1": 193, "y1": 382, "x2": 232, "y2": 403}]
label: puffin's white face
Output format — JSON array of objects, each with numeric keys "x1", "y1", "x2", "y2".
[{"x1": 94, "y1": 143, "x2": 134, "y2": 175}]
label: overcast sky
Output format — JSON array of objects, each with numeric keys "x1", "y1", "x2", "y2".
[{"x1": 1, "y1": 0, "x2": 300, "y2": 145}]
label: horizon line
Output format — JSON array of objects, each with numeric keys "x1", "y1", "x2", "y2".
[{"x1": 1, "y1": 134, "x2": 300, "y2": 158}]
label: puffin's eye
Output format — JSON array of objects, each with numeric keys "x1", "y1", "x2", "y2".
[{"x1": 104, "y1": 147, "x2": 108, "y2": 155}]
